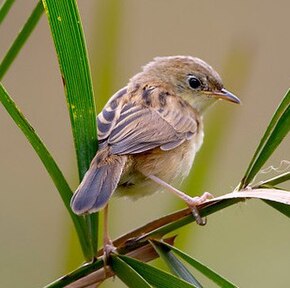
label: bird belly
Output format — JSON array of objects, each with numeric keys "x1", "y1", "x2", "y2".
[{"x1": 115, "y1": 130, "x2": 204, "y2": 200}]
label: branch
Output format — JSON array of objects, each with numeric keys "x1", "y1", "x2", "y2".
[{"x1": 44, "y1": 188, "x2": 290, "y2": 288}]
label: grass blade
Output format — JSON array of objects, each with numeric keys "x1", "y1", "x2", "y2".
[
  {"x1": 150, "y1": 240, "x2": 202, "y2": 288},
  {"x1": 0, "y1": 1, "x2": 43, "y2": 80},
  {"x1": 42, "y1": 0, "x2": 97, "y2": 179},
  {"x1": 119, "y1": 255, "x2": 198, "y2": 288},
  {"x1": 111, "y1": 255, "x2": 152, "y2": 288},
  {"x1": 255, "y1": 171, "x2": 290, "y2": 188},
  {"x1": 156, "y1": 241, "x2": 238, "y2": 288},
  {"x1": 43, "y1": 0, "x2": 98, "y2": 257},
  {"x1": 263, "y1": 200, "x2": 290, "y2": 218},
  {"x1": 240, "y1": 89, "x2": 290, "y2": 189},
  {"x1": 0, "y1": 0, "x2": 15, "y2": 24},
  {"x1": 127, "y1": 189, "x2": 290, "y2": 247},
  {"x1": 0, "y1": 83, "x2": 91, "y2": 260}
]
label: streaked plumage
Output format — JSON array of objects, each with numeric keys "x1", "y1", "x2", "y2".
[{"x1": 71, "y1": 56, "x2": 240, "y2": 216}]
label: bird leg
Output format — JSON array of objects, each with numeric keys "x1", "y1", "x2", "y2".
[
  {"x1": 102, "y1": 204, "x2": 117, "y2": 271},
  {"x1": 147, "y1": 174, "x2": 213, "y2": 225}
]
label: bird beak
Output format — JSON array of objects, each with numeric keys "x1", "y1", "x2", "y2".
[{"x1": 211, "y1": 88, "x2": 241, "y2": 104}]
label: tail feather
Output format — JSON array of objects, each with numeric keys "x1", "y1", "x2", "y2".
[{"x1": 70, "y1": 152, "x2": 126, "y2": 215}]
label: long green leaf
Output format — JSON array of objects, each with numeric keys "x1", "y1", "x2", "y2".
[
  {"x1": 0, "y1": 0, "x2": 15, "y2": 24},
  {"x1": 0, "y1": 83, "x2": 91, "y2": 260},
  {"x1": 111, "y1": 255, "x2": 152, "y2": 288},
  {"x1": 119, "y1": 255, "x2": 197, "y2": 288},
  {"x1": 43, "y1": 0, "x2": 98, "y2": 257},
  {"x1": 240, "y1": 89, "x2": 290, "y2": 188},
  {"x1": 156, "y1": 241, "x2": 238, "y2": 288},
  {"x1": 263, "y1": 200, "x2": 290, "y2": 218},
  {"x1": 255, "y1": 171, "x2": 290, "y2": 188},
  {"x1": 0, "y1": 1, "x2": 43, "y2": 80},
  {"x1": 150, "y1": 241, "x2": 202, "y2": 288}
]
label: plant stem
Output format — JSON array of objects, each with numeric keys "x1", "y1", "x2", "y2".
[
  {"x1": 0, "y1": 0, "x2": 15, "y2": 24},
  {"x1": 0, "y1": 1, "x2": 43, "y2": 80}
]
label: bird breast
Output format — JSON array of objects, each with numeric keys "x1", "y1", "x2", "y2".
[{"x1": 115, "y1": 123, "x2": 204, "y2": 200}]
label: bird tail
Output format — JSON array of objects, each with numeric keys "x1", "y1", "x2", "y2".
[{"x1": 70, "y1": 149, "x2": 127, "y2": 215}]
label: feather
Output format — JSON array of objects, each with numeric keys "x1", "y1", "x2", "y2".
[
  {"x1": 103, "y1": 87, "x2": 199, "y2": 155},
  {"x1": 70, "y1": 151, "x2": 127, "y2": 214},
  {"x1": 97, "y1": 87, "x2": 127, "y2": 142}
]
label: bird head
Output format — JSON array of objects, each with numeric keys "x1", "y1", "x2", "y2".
[{"x1": 140, "y1": 56, "x2": 240, "y2": 113}]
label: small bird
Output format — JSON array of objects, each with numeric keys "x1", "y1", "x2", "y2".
[{"x1": 71, "y1": 56, "x2": 240, "y2": 249}]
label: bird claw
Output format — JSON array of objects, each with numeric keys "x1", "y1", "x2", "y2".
[
  {"x1": 103, "y1": 242, "x2": 117, "y2": 262},
  {"x1": 190, "y1": 205, "x2": 207, "y2": 225},
  {"x1": 186, "y1": 192, "x2": 213, "y2": 226},
  {"x1": 102, "y1": 242, "x2": 117, "y2": 276}
]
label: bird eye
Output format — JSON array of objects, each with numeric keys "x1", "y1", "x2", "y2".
[{"x1": 188, "y1": 76, "x2": 201, "y2": 90}]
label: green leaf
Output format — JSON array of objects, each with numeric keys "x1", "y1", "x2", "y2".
[
  {"x1": 0, "y1": 83, "x2": 91, "y2": 260},
  {"x1": 43, "y1": 0, "x2": 98, "y2": 257},
  {"x1": 264, "y1": 200, "x2": 290, "y2": 218},
  {"x1": 42, "y1": 0, "x2": 97, "y2": 178},
  {"x1": 0, "y1": 1, "x2": 43, "y2": 80},
  {"x1": 111, "y1": 255, "x2": 152, "y2": 288},
  {"x1": 255, "y1": 171, "x2": 290, "y2": 188},
  {"x1": 156, "y1": 241, "x2": 238, "y2": 288},
  {"x1": 119, "y1": 255, "x2": 198, "y2": 288},
  {"x1": 132, "y1": 199, "x2": 240, "y2": 245},
  {"x1": 0, "y1": 0, "x2": 15, "y2": 24},
  {"x1": 240, "y1": 89, "x2": 290, "y2": 189},
  {"x1": 150, "y1": 240, "x2": 202, "y2": 288}
]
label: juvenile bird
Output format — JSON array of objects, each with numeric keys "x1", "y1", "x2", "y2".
[{"x1": 71, "y1": 56, "x2": 240, "y2": 249}]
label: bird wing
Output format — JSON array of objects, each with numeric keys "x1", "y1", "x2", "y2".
[{"x1": 97, "y1": 86, "x2": 199, "y2": 155}]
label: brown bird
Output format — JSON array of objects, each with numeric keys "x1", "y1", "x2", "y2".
[{"x1": 70, "y1": 56, "x2": 240, "y2": 250}]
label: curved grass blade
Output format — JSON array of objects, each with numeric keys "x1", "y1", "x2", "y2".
[
  {"x1": 43, "y1": 0, "x2": 98, "y2": 257},
  {"x1": 0, "y1": 0, "x2": 15, "y2": 24},
  {"x1": 255, "y1": 171, "x2": 290, "y2": 188},
  {"x1": 240, "y1": 89, "x2": 290, "y2": 189},
  {"x1": 128, "y1": 189, "x2": 290, "y2": 248},
  {"x1": 0, "y1": 83, "x2": 91, "y2": 260},
  {"x1": 0, "y1": 1, "x2": 43, "y2": 80},
  {"x1": 42, "y1": 0, "x2": 97, "y2": 179},
  {"x1": 263, "y1": 200, "x2": 290, "y2": 218},
  {"x1": 155, "y1": 240, "x2": 238, "y2": 288},
  {"x1": 150, "y1": 240, "x2": 202, "y2": 288},
  {"x1": 119, "y1": 255, "x2": 198, "y2": 288},
  {"x1": 111, "y1": 255, "x2": 152, "y2": 288}
]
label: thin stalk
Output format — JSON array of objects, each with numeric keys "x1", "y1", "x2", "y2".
[
  {"x1": 43, "y1": 0, "x2": 98, "y2": 258},
  {"x1": 0, "y1": 83, "x2": 92, "y2": 260},
  {"x1": 254, "y1": 171, "x2": 290, "y2": 188},
  {"x1": 0, "y1": 0, "x2": 15, "y2": 24},
  {"x1": 0, "y1": 1, "x2": 44, "y2": 80}
]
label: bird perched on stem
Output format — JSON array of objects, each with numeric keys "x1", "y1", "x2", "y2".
[{"x1": 71, "y1": 56, "x2": 240, "y2": 252}]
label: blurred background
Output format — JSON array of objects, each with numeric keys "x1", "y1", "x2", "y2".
[{"x1": 0, "y1": 0, "x2": 289, "y2": 287}]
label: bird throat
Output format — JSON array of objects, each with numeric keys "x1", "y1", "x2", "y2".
[{"x1": 183, "y1": 93, "x2": 218, "y2": 114}]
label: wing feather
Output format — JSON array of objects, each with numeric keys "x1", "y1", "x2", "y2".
[
  {"x1": 97, "y1": 86, "x2": 199, "y2": 155},
  {"x1": 97, "y1": 87, "x2": 127, "y2": 143}
]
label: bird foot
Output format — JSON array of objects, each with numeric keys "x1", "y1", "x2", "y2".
[
  {"x1": 186, "y1": 192, "x2": 213, "y2": 226},
  {"x1": 102, "y1": 241, "x2": 117, "y2": 276},
  {"x1": 146, "y1": 174, "x2": 213, "y2": 225},
  {"x1": 103, "y1": 242, "x2": 117, "y2": 258}
]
